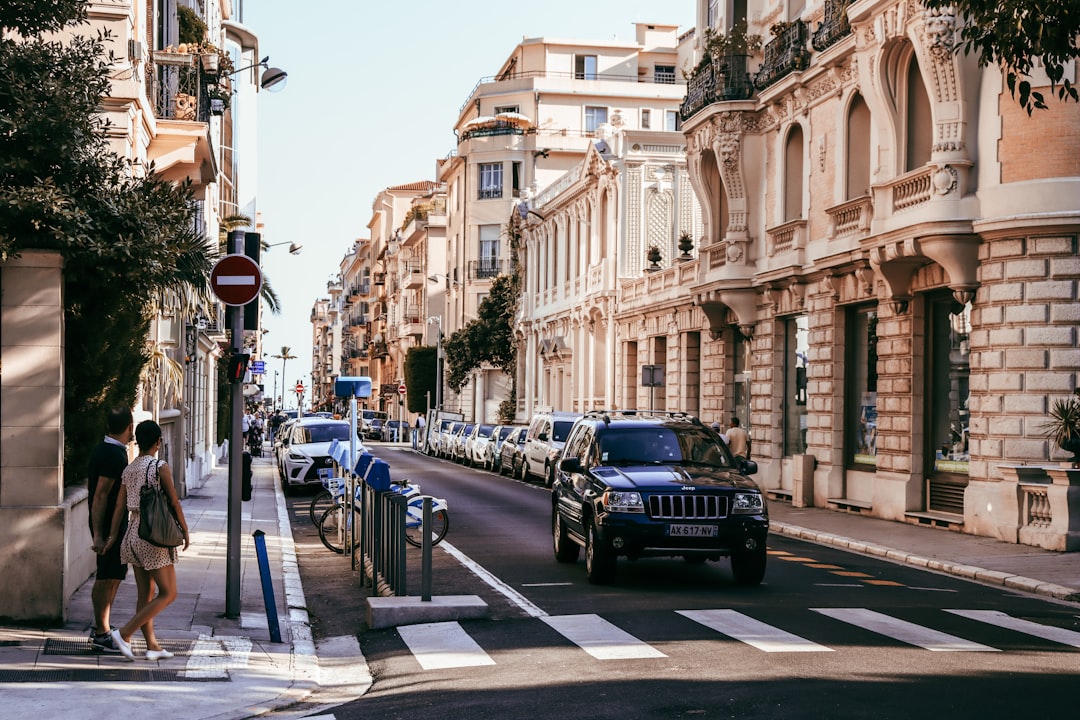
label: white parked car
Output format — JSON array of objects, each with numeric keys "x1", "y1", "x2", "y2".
[
  {"x1": 463, "y1": 423, "x2": 496, "y2": 467},
  {"x1": 277, "y1": 418, "x2": 356, "y2": 495}
]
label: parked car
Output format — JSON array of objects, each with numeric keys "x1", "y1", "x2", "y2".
[
  {"x1": 365, "y1": 418, "x2": 384, "y2": 441},
  {"x1": 486, "y1": 424, "x2": 521, "y2": 471},
  {"x1": 497, "y1": 426, "x2": 528, "y2": 477},
  {"x1": 427, "y1": 419, "x2": 455, "y2": 456},
  {"x1": 463, "y1": 423, "x2": 496, "y2": 467},
  {"x1": 278, "y1": 417, "x2": 356, "y2": 495},
  {"x1": 522, "y1": 411, "x2": 582, "y2": 486},
  {"x1": 451, "y1": 423, "x2": 474, "y2": 463},
  {"x1": 552, "y1": 410, "x2": 767, "y2": 585},
  {"x1": 437, "y1": 422, "x2": 464, "y2": 458},
  {"x1": 382, "y1": 419, "x2": 410, "y2": 442}
]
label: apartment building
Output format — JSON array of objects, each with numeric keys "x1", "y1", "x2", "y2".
[
  {"x1": 436, "y1": 22, "x2": 694, "y2": 422},
  {"x1": 602, "y1": 0, "x2": 1079, "y2": 547}
]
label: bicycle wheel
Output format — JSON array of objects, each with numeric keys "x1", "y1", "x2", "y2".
[
  {"x1": 309, "y1": 489, "x2": 336, "y2": 527},
  {"x1": 403, "y1": 498, "x2": 449, "y2": 548},
  {"x1": 317, "y1": 505, "x2": 359, "y2": 554}
]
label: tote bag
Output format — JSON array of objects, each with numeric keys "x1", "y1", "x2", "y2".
[{"x1": 138, "y1": 460, "x2": 184, "y2": 548}]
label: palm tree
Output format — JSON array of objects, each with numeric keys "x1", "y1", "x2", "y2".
[{"x1": 271, "y1": 346, "x2": 297, "y2": 408}]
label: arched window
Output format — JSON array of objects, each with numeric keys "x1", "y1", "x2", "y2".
[
  {"x1": 846, "y1": 93, "x2": 871, "y2": 199},
  {"x1": 905, "y1": 56, "x2": 932, "y2": 171},
  {"x1": 784, "y1": 125, "x2": 804, "y2": 222}
]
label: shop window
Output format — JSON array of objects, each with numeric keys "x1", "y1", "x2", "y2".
[
  {"x1": 847, "y1": 305, "x2": 878, "y2": 467},
  {"x1": 928, "y1": 294, "x2": 971, "y2": 475},
  {"x1": 783, "y1": 315, "x2": 809, "y2": 455}
]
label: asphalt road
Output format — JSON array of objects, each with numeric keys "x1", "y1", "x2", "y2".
[{"x1": 285, "y1": 444, "x2": 1080, "y2": 720}]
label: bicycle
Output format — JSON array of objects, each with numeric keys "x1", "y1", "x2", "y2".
[{"x1": 317, "y1": 478, "x2": 449, "y2": 554}]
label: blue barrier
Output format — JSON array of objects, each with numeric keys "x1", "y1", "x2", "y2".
[
  {"x1": 366, "y1": 459, "x2": 392, "y2": 492},
  {"x1": 252, "y1": 530, "x2": 282, "y2": 643},
  {"x1": 354, "y1": 451, "x2": 374, "y2": 478}
]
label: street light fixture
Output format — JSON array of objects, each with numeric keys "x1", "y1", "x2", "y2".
[
  {"x1": 266, "y1": 241, "x2": 303, "y2": 254},
  {"x1": 227, "y1": 56, "x2": 288, "y2": 92}
]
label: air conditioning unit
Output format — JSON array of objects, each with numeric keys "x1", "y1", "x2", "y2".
[{"x1": 128, "y1": 39, "x2": 146, "y2": 63}]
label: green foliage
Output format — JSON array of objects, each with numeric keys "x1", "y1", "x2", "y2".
[
  {"x1": 177, "y1": 5, "x2": 207, "y2": 45},
  {"x1": 445, "y1": 273, "x2": 519, "y2": 392},
  {"x1": 923, "y1": 0, "x2": 1080, "y2": 114},
  {"x1": 0, "y1": 0, "x2": 86, "y2": 36},
  {"x1": 1041, "y1": 395, "x2": 1080, "y2": 448},
  {"x1": 404, "y1": 346, "x2": 437, "y2": 414},
  {"x1": 1, "y1": 6, "x2": 213, "y2": 483}
]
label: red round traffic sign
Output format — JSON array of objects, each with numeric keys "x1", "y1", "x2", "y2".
[
  {"x1": 398, "y1": 384, "x2": 407, "y2": 395},
  {"x1": 211, "y1": 254, "x2": 263, "y2": 306},
  {"x1": 295, "y1": 383, "x2": 305, "y2": 393}
]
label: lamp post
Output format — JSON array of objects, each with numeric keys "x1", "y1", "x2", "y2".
[
  {"x1": 266, "y1": 240, "x2": 303, "y2": 254},
  {"x1": 273, "y1": 370, "x2": 278, "y2": 412}
]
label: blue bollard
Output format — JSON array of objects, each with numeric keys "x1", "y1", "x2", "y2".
[{"x1": 252, "y1": 529, "x2": 282, "y2": 643}]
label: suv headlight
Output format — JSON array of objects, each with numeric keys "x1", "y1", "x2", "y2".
[
  {"x1": 732, "y1": 492, "x2": 764, "y2": 514},
  {"x1": 602, "y1": 491, "x2": 645, "y2": 513}
]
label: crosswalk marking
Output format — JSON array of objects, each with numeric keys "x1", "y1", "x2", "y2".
[
  {"x1": 946, "y1": 609, "x2": 1080, "y2": 648},
  {"x1": 677, "y1": 609, "x2": 832, "y2": 653},
  {"x1": 812, "y1": 608, "x2": 999, "y2": 652},
  {"x1": 397, "y1": 622, "x2": 496, "y2": 669},
  {"x1": 540, "y1": 614, "x2": 667, "y2": 660}
]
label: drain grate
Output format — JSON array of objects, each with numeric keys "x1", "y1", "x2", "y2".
[
  {"x1": 44, "y1": 637, "x2": 192, "y2": 656},
  {"x1": 0, "y1": 668, "x2": 227, "y2": 683}
]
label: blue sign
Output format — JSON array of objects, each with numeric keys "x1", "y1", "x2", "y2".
[{"x1": 250, "y1": 360, "x2": 266, "y2": 375}]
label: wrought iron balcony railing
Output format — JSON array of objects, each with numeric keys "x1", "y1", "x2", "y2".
[
  {"x1": 149, "y1": 52, "x2": 225, "y2": 122},
  {"x1": 680, "y1": 53, "x2": 754, "y2": 120},
  {"x1": 754, "y1": 20, "x2": 811, "y2": 91},
  {"x1": 811, "y1": 0, "x2": 853, "y2": 53},
  {"x1": 468, "y1": 258, "x2": 510, "y2": 280}
]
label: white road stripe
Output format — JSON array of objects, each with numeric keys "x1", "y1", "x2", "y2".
[
  {"x1": 397, "y1": 622, "x2": 496, "y2": 670},
  {"x1": 438, "y1": 540, "x2": 548, "y2": 617},
  {"x1": 947, "y1": 609, "x2": 1080, "y2": 648},
  {"x1": 541, "y1": 614, "x2": 667, "y2": 660},
  {"x1": 677, "y1": 609, "x2": 833, "y2": 652},
  {"x1": 813, "y1": 608, "x2": 999, "y2": 652}
]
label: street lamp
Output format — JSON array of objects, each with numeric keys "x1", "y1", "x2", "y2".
[
  {"x1": 427, "y1": 316, "x2": 443, "y2": 411},
  {"x1": 227, "y1": 56, "x2": 288, "y2": 92},
  {"x1": 266, "y1": 241, "x2": 303, "y2": 254}
]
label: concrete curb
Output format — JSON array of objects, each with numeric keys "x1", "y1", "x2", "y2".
[{"x1": 771, "y1": 521, "x2": 1080, "y2": 602}]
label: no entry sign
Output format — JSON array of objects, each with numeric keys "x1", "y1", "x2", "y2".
[{"x1": 211, "y1": 254, "x2": 263, "y2": 306}]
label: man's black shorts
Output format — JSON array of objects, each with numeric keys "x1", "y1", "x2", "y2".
[{"x1": 96, "y1": 534, "x2": 128, "y2": 581}]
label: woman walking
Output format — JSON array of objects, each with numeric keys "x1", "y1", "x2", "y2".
[{"x1": 104, "y1": 420, "x2": 190, "y2": 661}]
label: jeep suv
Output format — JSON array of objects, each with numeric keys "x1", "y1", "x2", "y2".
[{"x1": 552, "y1": 411, "x2": 768, "y2": 585}]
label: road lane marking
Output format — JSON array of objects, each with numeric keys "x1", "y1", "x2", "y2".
[
  {"x1": 438, "y1": 540, "x2": 548, "y2": 617},
  {"x1": 540, "y1": 614, "x2": 667, "y2": 660},
  {"x1": 398, "y1": 622, "x2": 496, "y2": 669},
  {"x1": 521, "y1": 582, "x2": 574, "y2": 587},
  {"x1": 946, "y1": 610, "x2": 1080, "y2": 648},
  {"x1": 813, "y1": 608, "x2": 999, "y2": 651},
  {"x1": 678, "y1": 609, "x2": 833, "y2": 652}
]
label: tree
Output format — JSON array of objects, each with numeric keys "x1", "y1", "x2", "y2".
[
  {"x1": 404, "y1": 346, "x2": 437, "y2": 415},
  {"x1": 271, "y1": 347, "x2": 297, "y2": 406},
  {"x1": 923, "y1": 0, "x2": 1080, "y2": 114},
  {"x1": 1, "y1": 4, "x2": 212, "y2": 482},
  {"x1": 444, "y1": 220, "x2": 522, "y2": 415}
]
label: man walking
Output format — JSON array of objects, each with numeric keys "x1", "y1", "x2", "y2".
[
  {"x1": 413, "y1": 414, "x2": 425, "y2": 450},
  {"x1": 88, "y1": 405, "x2": 133, "y2": 652},
  {"x1": 726, "y1": 416, "x2": 751, "y2": 461}
]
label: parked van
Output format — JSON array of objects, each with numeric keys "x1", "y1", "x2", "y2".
[{"x1": 522, "y1": 411, "x2": 582, "y2": 487}]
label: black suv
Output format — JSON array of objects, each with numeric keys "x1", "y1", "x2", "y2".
[{"x1": 552, "y1": 411, "x2": 768, "y2": 585}]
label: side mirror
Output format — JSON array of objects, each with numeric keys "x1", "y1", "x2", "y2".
[
  {"x1": 559, "y1": 457, "x2": 584, "y2": 474},
  {"x1": 538, "y1": 432, "x2": 549, "y2": 441},
  {"x1": 740, "y1": 459, "x2": 758, "y2": 475}
]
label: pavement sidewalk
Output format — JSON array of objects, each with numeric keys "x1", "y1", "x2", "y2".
[
  {"x1": 0, "y1": 450, "x2": 369, "y2": 720},
  {"x1": 1, "y1": 445, "x2": 1077, "y2": 720}
]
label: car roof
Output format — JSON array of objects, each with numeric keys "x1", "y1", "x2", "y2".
[
  {"x1": 576, "y1": 410, "x2": 707, "y2": 430},
  {"x1": 295, "y1": 417, "x2": 349, "y2": 426}
]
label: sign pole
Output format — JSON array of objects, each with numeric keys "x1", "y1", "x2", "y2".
[{"x1": 225, "y1": 231, "x2": 245, "y2": 619}]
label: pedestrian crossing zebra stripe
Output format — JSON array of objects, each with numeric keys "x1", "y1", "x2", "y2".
[
  {"x1": 398, "y1": 622, "x2": 496, "y2": 670},
  {"x1": 812, "y1": 608, "x2": 999, "y2": 652},
  {"x1": 676, "y1": 609, "x2": 833, "y2": 652},
  {"x1": 946, "y1": 609, "x2": 1080, "y2": 648},
  {"x1": 540, "y1": 614, "x2": 668, "y2": 659}
]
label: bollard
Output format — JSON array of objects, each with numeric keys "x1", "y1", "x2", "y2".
[
  {"x1": 422, "y1": 497, "x2": 432, "y2": 601},
  {"x1": 252, "y1": 530, "x2": 282, "y2": 643}
]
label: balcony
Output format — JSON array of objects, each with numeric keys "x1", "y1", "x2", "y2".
[
  {"x1": 468, "y1": 258, "x2": 510, "y2": 280},
  {"x1": 403, "y1": 262, "x2": 424, "y2": 289},
  {"x1": 145, "y1": 52, "x2": 217, "y2": 185},
  {"x1": 825, "y1": 195, "x2": 873, "y2": 240},
  {"x1": 811, "y1": 0, "x2": 854, "y2": 53},
  {"x1": 754, "y1": 21, "x2": 811, "y2": 91},
  {"x1": 680, "y1": 54, "x2": 754, "y2": 120},
  {"x1": 765, "y1": 218, "x2": 808, "y2": 259}
]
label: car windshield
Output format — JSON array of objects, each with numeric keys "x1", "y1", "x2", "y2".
[
  {"x1": 478, "y1": 424, "x2": 495, "y2": 437},
  {"x1": 299, "y1": 423, "x2": 352, "y2": 444},
  {"x1": 552, "y1": 421, "x2": 575, "y2": 442},
  {"x1": 497, "y1": 426, "x2": 514, "y2": 440},
  {"x1": 598, "y1": 427, "x2": 733, "y2": 468}
]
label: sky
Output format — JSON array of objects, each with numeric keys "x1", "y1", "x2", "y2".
[{"x1": 244, "y1": 0, "x2": 695, "y2": 404}]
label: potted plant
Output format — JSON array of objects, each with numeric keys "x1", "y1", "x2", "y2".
[{"x1": 1041, "y1": 390, "x2": 1080, "y2": 463}]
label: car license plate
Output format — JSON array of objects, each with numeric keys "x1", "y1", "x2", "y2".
[{"x1": 667, "y1": 524, "x2": 717, "y2": 537}]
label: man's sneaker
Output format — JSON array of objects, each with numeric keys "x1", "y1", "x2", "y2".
[{"x1": 90, "y1": 631, "x2": 121, "y2": 654}]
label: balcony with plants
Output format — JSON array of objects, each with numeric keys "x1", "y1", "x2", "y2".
[
  {"x1": 754, "y1": 20, "x2": 812, "y2": 91},
  {"x1": 811, "y1": 0, "x2": 854, "y2": 53},
  {"x1": 679, "y1": 24, "x2": 761, "y2": 121}
]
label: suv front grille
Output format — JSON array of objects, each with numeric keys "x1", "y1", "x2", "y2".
[{"x1": 648, "y1": 494, "x2": 728, "y2": 520}]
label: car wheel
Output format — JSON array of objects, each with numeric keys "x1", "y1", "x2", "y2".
[
  {"x1": 585, "y1": 520, "x2": 615, "y2": 584},
  {"x1": 544, "y1": 463, "x2": 555, "y2": 488},
  {"x1": 730, "y1": 544, "x2": 767, "y2": 586},
  {"x1": 553, "y1": 510, "x2": 579, "y2": 563}
]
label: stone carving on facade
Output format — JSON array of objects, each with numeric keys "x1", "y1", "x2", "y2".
[
  {"x1": 922, "y1": 5, "x2": 957, "y2": 61},
  {"x1": 932, "y1": 164, "x2": 958, "y2": 195}
]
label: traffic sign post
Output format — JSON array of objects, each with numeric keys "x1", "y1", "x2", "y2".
[
  {"x1": 398, "y1": 384, "x2": 407, "y2": 396},
  {"x1": 211, "y1": 254, "x2": 263, "y2": 306}
]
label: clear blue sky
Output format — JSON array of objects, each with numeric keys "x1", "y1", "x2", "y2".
[{"x1": 245, "y1": 0, "x2": 694, "y2": 401}]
